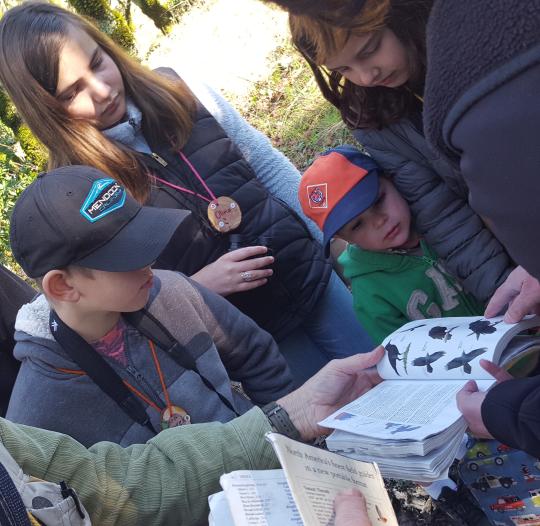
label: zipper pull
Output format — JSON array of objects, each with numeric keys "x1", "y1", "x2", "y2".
[
  {"x1": 127, "y1": 365, "x2": 144, "y2": 383},
  {"x1": 422, "y1": 255, "x2": 437, "y2": 267},
  {"x1": 419, "y1": 239, "x2": 437, "y2": 267},
  {"x1": 151, "y1": 152, "x2": 168, "y2": 167}
]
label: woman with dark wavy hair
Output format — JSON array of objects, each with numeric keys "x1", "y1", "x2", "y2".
[{"x1": 286, "y1": 0, "x2": 514, "y2": 305}]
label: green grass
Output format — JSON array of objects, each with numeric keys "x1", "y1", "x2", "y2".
[
  {"x1": 234, "y1": 42, "x2": 358, "y2": 171},
  {"x1": 0, "y1": 121, "x2": 38, "y2": 277}
]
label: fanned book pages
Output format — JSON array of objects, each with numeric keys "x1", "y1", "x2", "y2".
[
  {"x1": 320, "y1": 316, "x2": 540, "y2": 482},
  {"x1": 209, "y1": 433, "x2": 398, "y2": 526}
]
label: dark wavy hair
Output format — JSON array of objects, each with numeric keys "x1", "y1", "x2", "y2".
[
  {"x1": 289, "y1": 0, "x2": 433, "y2": 129},
  {"x1": 266, "y1": 0, "x2": 371, "y2": 26}
]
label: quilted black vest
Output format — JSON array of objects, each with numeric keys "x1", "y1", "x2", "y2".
[{"x1": 146, "y1": 98, "x2": 331, "y2": 340}]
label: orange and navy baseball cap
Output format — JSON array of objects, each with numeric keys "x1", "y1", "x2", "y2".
[{"x1": 299, "y1": 145, "x2": 380, "y2": 255}]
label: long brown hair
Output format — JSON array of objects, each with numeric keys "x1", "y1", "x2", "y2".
[
  {"x1": 289, "y1": 0, "x2": 433, "y2": 129},
  {"x1": 0, "y1": 2, "x2": 195, "y2": 202},
  {"x1": 265, "y1": 0, "x2": 372, "y2": 27}
]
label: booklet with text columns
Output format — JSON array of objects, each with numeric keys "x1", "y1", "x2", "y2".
[
  {"x1": 208, "y1": 433, "x2": 397, "y2": 526},
  {"x1": 320, "y1": 315, "x2": 540, "y2": 482}
]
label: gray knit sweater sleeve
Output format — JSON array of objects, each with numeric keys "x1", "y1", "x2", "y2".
[{"x1": 182, "y1": 75, "x2": 322, "y2": 243}]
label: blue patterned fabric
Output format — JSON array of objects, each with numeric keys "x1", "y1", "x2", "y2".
[
  {"x1": 0, "y1": 461, "x2": 31, "y2": 526},
  {"x1": 460, "y1": 438, "x2": 540, "y2": 526}
]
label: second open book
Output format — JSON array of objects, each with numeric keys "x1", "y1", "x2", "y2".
[{"x1": 320, "y1": 315, "x2": 540, "y2": 482}]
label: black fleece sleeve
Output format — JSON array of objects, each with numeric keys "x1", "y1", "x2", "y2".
[
  {"x1": 482, "y1": 376, "x2": 540, "y2": 458},
  {"x1": 0, "y1": 266, "x2": 36, "y2": 416},
  {"x1": 449, "y1": 62, "x2": 540, "y2": 281}
]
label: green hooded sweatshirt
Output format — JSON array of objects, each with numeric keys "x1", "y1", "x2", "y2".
[{"x1": 339, "y1": 240, "x2": 485, "y2": 344}]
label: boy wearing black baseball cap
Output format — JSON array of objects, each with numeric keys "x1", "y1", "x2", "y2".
[
  {"x1": 7, "y1": 166, "x2": 292, "y2": 447},
  {"x1": 299, "y1": 146, "x2": 483, "y2": 344}
]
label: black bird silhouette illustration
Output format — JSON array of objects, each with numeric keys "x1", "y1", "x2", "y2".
[
  {"x1": 398, "y1": 323, "x2": 427, "y2": 333},
  {"x1": 429, "y1": 326, "x2": 458, "y2": 342},
  {"x1": 385, "y1": 342, "x2": 402, "y2": 375},
  {"x1": 467, "y1": 320, "x2": 502, "y2": 340},
  {"x1": 412, "y1": 351, "x2": 446, "y2": 373},
  {"x1": 385, "y1": 422, "x2": 421, "y2": 434},
  {"x1": 445, "y1": 348, "x2": 487, "y2": 374}
]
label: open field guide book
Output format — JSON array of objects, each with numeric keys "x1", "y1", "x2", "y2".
[
  {"x1": 208, "y1": 433, "x2": 398, "y2": 526},
  {"x1": 320, "y1": 315, "x2": 540, "y2": 482}
]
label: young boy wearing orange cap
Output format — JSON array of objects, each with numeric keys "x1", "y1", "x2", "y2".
[{"x1": 299, "y1": 146, "x2": 483, "y2": 344}]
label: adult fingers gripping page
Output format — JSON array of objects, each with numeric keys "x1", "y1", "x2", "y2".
[{"x1": 266, "y1": 433, "x2": 398, "y2": 526}]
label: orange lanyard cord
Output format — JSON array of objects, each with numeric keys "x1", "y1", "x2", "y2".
[
  {"x1": 148, "y1": 339, "x2": 172, "y2": 412},
  {"x1": 123, "y1": 380, "x2": 161, "y2": 413},
  {"x1": 56, "y1": 366, "x2": 163, "y2": 413},
  {"x1": 56, "y1": 344, "x2": 170, "y2": 415}
]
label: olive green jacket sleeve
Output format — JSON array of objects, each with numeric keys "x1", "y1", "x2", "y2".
[{"x1": 0, "y1": 407, "x2": 278, "y2": 526}]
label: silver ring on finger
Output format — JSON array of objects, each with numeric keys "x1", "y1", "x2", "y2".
[{"x1": 240, "y1": 271, "x2": 253, "y2": 282}]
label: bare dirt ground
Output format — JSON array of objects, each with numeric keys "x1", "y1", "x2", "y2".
[{"x1": 140, "y1": 0, "x2": 288, "y2": 99}]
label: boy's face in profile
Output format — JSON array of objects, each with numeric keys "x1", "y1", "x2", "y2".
[
  {"x1": 338, "y1": 177, "x2": 417, "y2": 252},
  {"x1": 70, "y1": 265, "x2": 154, "y2": 314}
]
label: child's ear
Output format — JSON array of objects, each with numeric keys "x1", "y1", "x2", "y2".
[{"x1": 42, "y1": 270, "x2": 80, "y2": 303}]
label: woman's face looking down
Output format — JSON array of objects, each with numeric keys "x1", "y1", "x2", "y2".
[
  {"x1": 55, "y1": 26, "x2": 126, "y2": 129},
  {"x1": 324, "y1": 28, "x2": 410, "y2": 88}
]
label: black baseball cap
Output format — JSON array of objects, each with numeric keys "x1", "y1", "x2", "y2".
[{"x1": 10, "y1": 165, "x2": 190, "y2": 278}]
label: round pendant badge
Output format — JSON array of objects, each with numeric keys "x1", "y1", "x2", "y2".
[
  {"x1": 207, "y1": 196, "x2": 242, "y2": 233},
  {"x1": 161, "y1": 405, "x2": 191, "y2": 429}
]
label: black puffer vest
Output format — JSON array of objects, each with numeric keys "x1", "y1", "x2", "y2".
[{"x1": 145, "y1": 99, "x2": 331, "y2": 340}]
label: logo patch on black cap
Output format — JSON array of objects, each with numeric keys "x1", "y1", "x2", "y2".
[{"x1": 80, "y1": 178, "x2": 126, "y2": 222}]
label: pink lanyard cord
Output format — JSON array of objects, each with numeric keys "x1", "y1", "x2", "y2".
[
  {"x1": 177, "y1": 151, "x2": 217, "y2": 201},
  {"x1": 151, "y1": 174, "x2": 212, "y2": 203},
  {"x1": 150, "y1": 150, "x2": 217, "y2": 204}
]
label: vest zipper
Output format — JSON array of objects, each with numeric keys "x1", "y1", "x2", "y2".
[
  {"x1": 146, "y1": 151, "x2": 220, "y2": 235},
  {"x1": 151, "y1": 152, "x2": 168, "y2": 167}
]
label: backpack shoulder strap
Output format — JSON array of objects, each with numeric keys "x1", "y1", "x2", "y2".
[
  {"x1": 49, "y1": 311, "x2": 155, "y2": 432},
  {"x1": 124, "y1": 309, "x2": 240, "y2": 417}
]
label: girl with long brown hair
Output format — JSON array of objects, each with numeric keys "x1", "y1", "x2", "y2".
[
  {"x1": 287, "y1": 0, "x2": 514, "y2": 305},
  {"x1": 0, "y1": 2, "x2": 374, "y2": 384}
]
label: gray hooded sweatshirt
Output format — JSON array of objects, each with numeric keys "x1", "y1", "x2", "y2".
[{"x1": 7, "y1": 270, "x2": 293, "y2": 447}]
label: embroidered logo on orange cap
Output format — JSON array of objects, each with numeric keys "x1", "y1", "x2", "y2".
[
  {"x1": 298, "y1": 145, "x2": 381, "y2": 255},
  {"x1": 307, "y1": 184, "x2": 328, "y2": 208}
]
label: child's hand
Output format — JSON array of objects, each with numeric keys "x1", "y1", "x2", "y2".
[
  {"x1": 456, "y1": 381, "x2": 493, "y2": 439},
  {"x1": 456, "y1": 359, "x2": 513, "y2": 438},
  {"x1": 191, "y1": 246, "x2": 274, "y2": 296},
  {"x1": 479, "y1": 359, "x2": 513, "y2": 382}
]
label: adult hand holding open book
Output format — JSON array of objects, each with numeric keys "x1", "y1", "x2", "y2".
[
  {"x1": 485, "y1": 265, "x2": 540, "y2": 323},
  {"x1": 457, "y1": 358, "x2": 513, "y2": 439},
  {"x1": 320, "y1": 315, "x2": 540, "y2": 481},
  {"x1": 277, "y1": 346, "x2": 384, "y2": 441}
]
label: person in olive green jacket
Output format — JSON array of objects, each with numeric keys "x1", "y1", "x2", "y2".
[
  {"x1": 299, "y1": 146, "x2": 484, "y2": 344},
  {"x1": 0, "y1": 348, "x2": 383, "y2": 526}
]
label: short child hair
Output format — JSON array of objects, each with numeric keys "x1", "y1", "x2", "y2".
[{"x1": 34, "y1": 266, "x2": 95, "y2": 293}]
